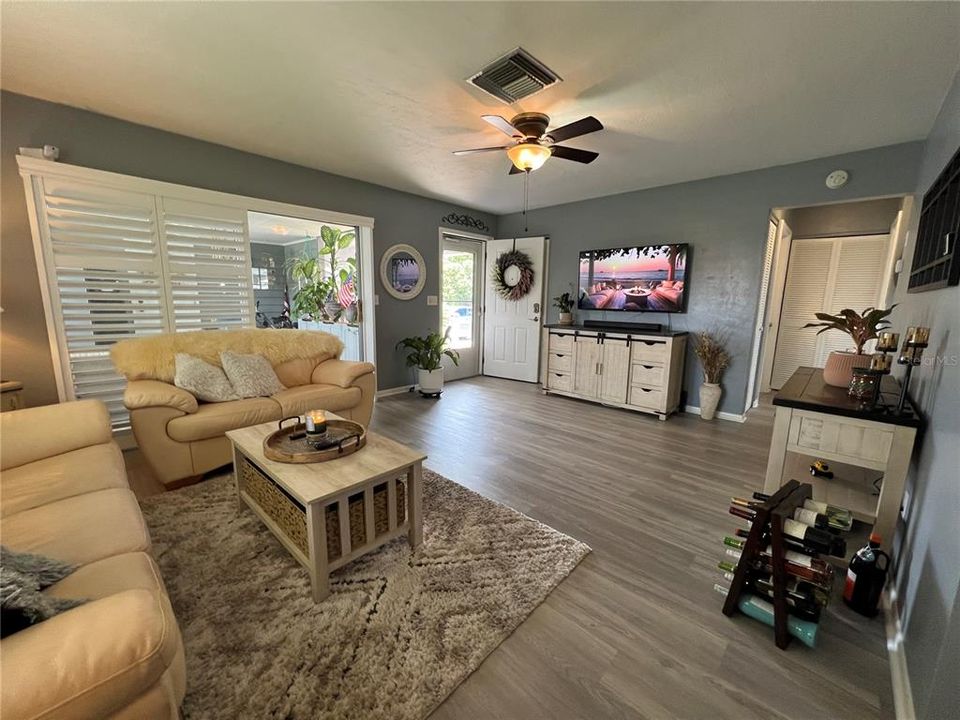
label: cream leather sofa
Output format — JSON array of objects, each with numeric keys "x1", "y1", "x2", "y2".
[
  {"x1": 0, "y1": 400, "x2": 186, "y2": 720},
  {"x1": 112, "y1": 328, "x2": 375, "y2": 487}
]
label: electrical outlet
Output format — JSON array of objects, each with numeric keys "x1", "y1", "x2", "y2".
[
  {"x1": 426, "y1": 295, "x2": 438, "y2": 306},
  {"x1": 374, "y1": 294, "x2": 380, "y2": 306}
]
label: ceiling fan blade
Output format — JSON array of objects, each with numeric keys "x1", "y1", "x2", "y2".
[
  {"x1": 482, "y1": 115, "x2": 523, "y2": 138},
  {"x1": 546, "y1": 116, "x2": 603, "y2": 143},
  {"x1": 550, "y1": 145, "x2": 599, "y2": 164},
  {"x1": 452, "y1": 146, "x2": 511, "y2": 156},
  {"x1": 509, "y1": 164, "x2": 524, "y2": 175}
]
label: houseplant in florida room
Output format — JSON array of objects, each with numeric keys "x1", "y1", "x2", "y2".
[
  {"x1": 397, "y1": 329, "x2": 460, "y2": 397},
  {"x1": 803, "y1": 305, "x2": 895, "y2": 387},
  {"x1": 693, "y1": 331, "x2": 730, "y2": 420}
]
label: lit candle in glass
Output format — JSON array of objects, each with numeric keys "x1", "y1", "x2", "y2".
[
  {"x1": 876, "y1": 332, "x2": 899, "y2": 352},
  {"x1": 870, "y1": 354, "x2": 892, "y2": 373},
  {"x1": 304, "y1": 409, "x2": 328, "y2": 436},
  {"x1": 906, "y1": 326, "x2": 930, "y2": 345}
]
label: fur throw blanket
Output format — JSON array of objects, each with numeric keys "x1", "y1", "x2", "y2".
[{"x1": 111, "y1": 329, "x2": 344, "y2": 382}]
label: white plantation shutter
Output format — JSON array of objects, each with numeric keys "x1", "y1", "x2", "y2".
[
  {"x1": 34, "y1": 177, "x2": 168, "y2": 430},
  {"x1": 771, "y1": 239, "x2": 833, "y2": 388},
  {"x1": 159, "y1": 198, "x2": 253, "y2": 332},
  {"x1": 814, "y1": 236, "x2": 889, "y2": 364},
  {"x1": 771, "y1": 235, "x2": 889, "y2": 388}
]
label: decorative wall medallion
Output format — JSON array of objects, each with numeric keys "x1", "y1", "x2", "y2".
[
  {"x1": 442, "y1": 213, "x2": 490, "y2": 233},
  {"x1": 493, "y1": 249, "x2": 535, "y2": 301}
]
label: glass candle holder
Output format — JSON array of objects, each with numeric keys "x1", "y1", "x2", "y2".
[
  {"x1": 849, "y1": 368, "x2": 881, "y2": 403},
  {"x1": 904, "y1": 326, "x2": 930, "y2": 346},
  {"x1": 870, "y1": 353, "x2": 892, "y2": 373},
  {"x1": 876, "y1": 332, "x2": 899, "y2": 352},
  {"x1": 304, "y1": 409, "x2": 328, "y2": 436}
]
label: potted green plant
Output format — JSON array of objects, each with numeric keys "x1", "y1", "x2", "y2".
[
  {"x1": 289, "y1": 255, "x2": 332, "y2": 327},
  {"x1": 803, "y1": 306, "x2": 895, "y2": 387},
  {"x1": 397, "y1": 328, "x2": 460, "y2": 396},
  {"x1": 317, "y1": 225, "x2": 356, "y2": 321},
  {"x1": 553, "y1": 292, "x2": 575, "y2": 326},
  {"x1": 693, "y1": 331, "x2": 730, "y2": 421}
]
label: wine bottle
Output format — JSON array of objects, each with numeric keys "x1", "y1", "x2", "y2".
[
  {"x1": 734, "y1": 526, "x2": 821, "y2": 556},
  {"x1": 730, "y1": 501, "x2": 831, "y2": 531},
  {"x1": 713, "y1": 586, "x2": 818, "y2": 648},
  {"x1": 752, "y1": 492, "x2": 854, "y2": 532},
  {"x1": 716, "y1": 561, "x2": 825, "y2": 620},
  {"x1": 783, "y1": 518, "x2": 846, "y2": 557},
  {"x1": 723, "y1": 537, "x2": 835, "y2": 587}
]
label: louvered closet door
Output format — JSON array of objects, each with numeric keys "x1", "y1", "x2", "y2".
[
  {"x1": 159, "y1": 198, "x2": 253, "y2": 331},
  {"x1": 36, "y1": 177, "x2": 168, "y2": 430},
  {"x1": 770, "y1": 235, "x2": 889, "y2": 388},
  {"x1": 813, "y1": 236, "x2": 890, "y2": 365}
]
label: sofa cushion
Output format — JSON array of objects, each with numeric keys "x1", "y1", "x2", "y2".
[
  {"x1": 220, "y1": 350, "x2": 285, "y2": 398},
  {"x1": 1, "y1": 567, "x2": 85, "y2": 638},
  {"x1": 174, "y1": 353, "x2": 239, "y2": 402},
  {"x1": 271, "y1": 384, "x2": 362, "y2": 417},
  {"x1": 273, "y1": 356, "x2": 320, "y2": 388},
  {"x1": 46, "y1": 551, "x2": 168, "y2": 603},
  {"x1": 166, "y1": 396, "x2": 281, "y2": 442},
  {"x1": 1, "y1": 443, "x2": 128, "y2": 518},
  {"x1": 1, "y1": 489, "x2": 150, "y2": 567},
  {"x1": 0, "y1": 588, "x2": 180, "y2": 720}
]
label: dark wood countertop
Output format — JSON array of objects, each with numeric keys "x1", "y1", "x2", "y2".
[
  {"x1": 773, "y1": 367, "x2": 923, "y2": 429},
  {"x1": 544, "y1": 323, "x2": 688, "y2": 338}
]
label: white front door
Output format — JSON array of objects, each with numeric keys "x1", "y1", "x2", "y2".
[{"x1": 482, "y1": 236, "x2": 546, "y2": 382}]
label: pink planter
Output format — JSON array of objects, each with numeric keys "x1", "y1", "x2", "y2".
[{"x1": 822, "y1": 351, "x2": 873, "y2": 387}]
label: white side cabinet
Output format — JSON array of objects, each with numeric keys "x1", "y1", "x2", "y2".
[{"x1": 543, "y1": 328, "x2": 687, "y2": 420}]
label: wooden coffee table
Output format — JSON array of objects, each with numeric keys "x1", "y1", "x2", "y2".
[{"x1": 226, "y1": 417, "x2": 426, "y2": 602}]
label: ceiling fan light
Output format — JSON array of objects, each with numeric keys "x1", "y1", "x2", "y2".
[{"x1": 507, "y1": 143, "x2": 551, "y2": 171}]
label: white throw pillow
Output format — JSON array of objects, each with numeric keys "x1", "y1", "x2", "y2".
[
  {"x1": 174, "y1": 354, "x2": 239, "y2": 403},
  {"x1": 220, "y1": 351, "x2": 286, "y2": 398}
]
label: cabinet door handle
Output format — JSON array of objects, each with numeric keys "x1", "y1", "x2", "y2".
[{"x1": 556, "y1": 354, "x2": 564, "y2": 358}]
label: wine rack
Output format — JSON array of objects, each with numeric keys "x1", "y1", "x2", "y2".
[{"x1": 722, "y1": 480, "x2": 829, "y2": 650}]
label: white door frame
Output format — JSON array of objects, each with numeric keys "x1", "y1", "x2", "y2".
[{"x1": 437, "y1": 227, "x2": 490, "y2": 380}]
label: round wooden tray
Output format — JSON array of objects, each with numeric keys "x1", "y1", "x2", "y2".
[{"x1": 263, "y1": 418, "x2": 367, "y2": 463}]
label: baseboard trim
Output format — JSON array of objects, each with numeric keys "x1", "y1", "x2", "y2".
[
  {"x1": 377, "y1": 385, "x2": 415, "y2": 398},
  {"x1": 883, "y1": 587, "x2": 916, "y2": 720},
  {"x1": 683, "y1": 405, "x2": 746, "y2": 423}
]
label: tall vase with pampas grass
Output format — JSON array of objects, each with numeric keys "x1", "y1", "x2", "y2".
[{"x1": 693, "y1": 332, "x2": 730, "y2": 421}]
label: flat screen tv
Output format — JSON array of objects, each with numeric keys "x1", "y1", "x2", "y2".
[{"x1": 578, "y1": 243, "x2": 689, "y2": 313}]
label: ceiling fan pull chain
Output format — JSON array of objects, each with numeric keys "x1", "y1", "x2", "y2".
[{"x1": 523, "y1": 170, "x2": 530, "y2": 233}]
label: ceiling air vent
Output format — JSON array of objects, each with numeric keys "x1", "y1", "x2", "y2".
[{"x1": 468, "y1": 47, "x2": 561, "y2": 104}]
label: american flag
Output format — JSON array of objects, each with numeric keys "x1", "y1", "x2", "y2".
[{"x1": 337, "y1": 275, "x2": 357, "y2": 308}]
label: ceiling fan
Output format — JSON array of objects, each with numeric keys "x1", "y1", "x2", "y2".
[{"x1": 453, "y1": 112, "x2": 603, "y2": 174}]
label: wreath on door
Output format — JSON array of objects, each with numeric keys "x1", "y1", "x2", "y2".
[{"x1": 493, "y1": 249, "x2": 535, "y2": 301}]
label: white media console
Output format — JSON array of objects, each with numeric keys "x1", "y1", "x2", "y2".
[{"x1": 542, "y1": 325, "x2": 687, "y2": 420}]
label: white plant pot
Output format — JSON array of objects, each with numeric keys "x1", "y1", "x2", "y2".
[
  {"x1": 558, "y1": 311, "x2": 573, "y2": 326},
  {"x1": 699, "y1": 382, "x2": 722, "y2": 421},
  {"x1": 418, "y1": 368, "x2": 444, "y2": 395}
]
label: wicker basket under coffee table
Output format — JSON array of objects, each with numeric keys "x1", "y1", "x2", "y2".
[{"x1": 226, "y1": 416, "x2": 426, "y2": 602}]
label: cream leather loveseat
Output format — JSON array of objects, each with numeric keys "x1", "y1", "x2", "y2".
[
  {"x1": 0, "y1": 400, "x2": 186, "y2": 720},
  {"x1": 111, "y1": 328, "x2": 375, "y2": 487}
]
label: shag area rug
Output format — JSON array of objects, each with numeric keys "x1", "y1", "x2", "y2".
[{"x1": 141, "y1": 469, "x2": 590, "y2": 719}]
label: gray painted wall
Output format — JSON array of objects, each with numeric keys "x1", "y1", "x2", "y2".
[
  {"x1": 890, "y1": 67, "x2": 960, "y2": 720},
  {"x1": 784, "y1": 196, "x2": 903, "y2": 238},
  {"x1": 498, "y1": 143, "x2": 924, "y2": 415},
  {"x1": 0, "y1": 91, "x2": 497, "y2": 402}
]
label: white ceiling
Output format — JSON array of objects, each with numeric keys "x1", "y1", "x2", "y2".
[
  {"x1": 2, "y1": 3, "x2": 958, "y2": 214},
  {"x1": 247, "y1": 211, "x2": 353, "y2": 246}
]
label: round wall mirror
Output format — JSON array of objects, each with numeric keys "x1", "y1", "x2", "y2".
[{"x1": 380, "y1": 244, "x2": 426, "y2": 300}]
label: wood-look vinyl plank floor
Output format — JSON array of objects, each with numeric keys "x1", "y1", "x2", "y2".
[{"x1": 124, "y1": 375, "x2": 894, "y2": 720}]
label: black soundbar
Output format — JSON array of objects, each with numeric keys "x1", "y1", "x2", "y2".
[{"x1": 582, "y1": 319, "x2": 663, "y2": 333}]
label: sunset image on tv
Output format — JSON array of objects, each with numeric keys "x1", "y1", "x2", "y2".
[{"x1": 578, "y1": 244, "x2": 688, "y2": 312}]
